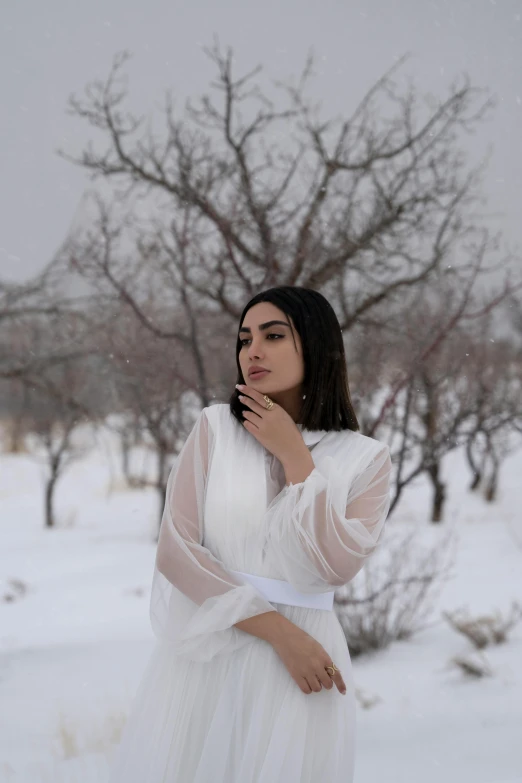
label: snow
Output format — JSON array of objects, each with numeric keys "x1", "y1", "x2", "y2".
[{"x1": 1, "y1": 427, "x2": 521, "y2": 783}]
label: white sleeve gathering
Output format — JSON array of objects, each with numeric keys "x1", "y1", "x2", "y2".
[
  {"x1": 262, "y1": 445, "x2": 392, "y2": 592},
  {"x1": 149, "y1": 408, "x2": 278, "y2": 662}
]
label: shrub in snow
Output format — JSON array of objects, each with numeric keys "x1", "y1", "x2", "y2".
[
  {"x1": 1, "y1": 578, "x2": 28, "y2": 603},
  {"x1": 442, "y1": 601, "x2": 522, "y2": 649},
  {"x1": 53, "y1": 707, "x2": 127, "y2": 760},
  {"x1": 450, "y1": 650, "x2": 493, "y2": 678},
  {"x1": 354, "y1": 686, "x2": 382, "y2": 710},
  {"x1": 334, "y1": 525, "x2": 455, "y2": 657}
]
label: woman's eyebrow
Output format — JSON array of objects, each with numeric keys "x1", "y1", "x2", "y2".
[{"x1": 238, "y1": 320, "x2": 290, "y2": 334}]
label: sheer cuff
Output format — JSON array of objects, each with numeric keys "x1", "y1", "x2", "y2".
[
  {"x1": 151, "y1": 576, "x2": 277, "y2": 663},
  {"x1": 285, "y1": 466, "x2": 325, "y2": 489}
]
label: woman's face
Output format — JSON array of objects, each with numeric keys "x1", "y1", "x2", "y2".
[{"x1": 238, "y1": 302, "x2": 305, "y2": 396}]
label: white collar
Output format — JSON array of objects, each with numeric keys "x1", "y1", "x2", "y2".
[{"x1": 297, "y1": 423, "x2": 329, "y2": 447}]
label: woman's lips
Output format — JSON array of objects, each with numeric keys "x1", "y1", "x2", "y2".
[{"x1": 249, "y1": 370, "x2": 270, "y2": 379}]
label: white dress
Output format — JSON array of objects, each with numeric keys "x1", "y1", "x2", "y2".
[{"x1": 109, "y1": 402, "x2": 392, "y2": 783}]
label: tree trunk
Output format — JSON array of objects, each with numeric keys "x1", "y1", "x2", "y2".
[
  {"x1": 483, "y1": 436, "x2": 499, "y2": 503},
  {"x1": 428, "y1": 461, "x2": 446, "y2": 523},
  {"x1": 466, "y1": 436, "x2": 482, "y2": 491},
  {"x1": 45, "y1": 473, "x2": 58, "y2": 528},
  {"x1": 120, "y1": 428, "x2": 133, "y2": 486},
  {"x1": 484, "y1": 459, "x2": 499, "y2": 503},
  {"x1": 420, "y1": 370, "x2": 446, "y2": 523}
]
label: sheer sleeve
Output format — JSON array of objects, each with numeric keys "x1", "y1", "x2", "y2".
[
  {"x1": 263, "y1": 443, "x2": 392, "y2": 591},
  {"x1": 149, "y1": 407, "x2": 278, "y2": 662}
]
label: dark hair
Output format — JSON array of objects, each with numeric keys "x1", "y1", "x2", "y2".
[{"x1": 228, "y1": 286, "x2": 359, "y2": 432}]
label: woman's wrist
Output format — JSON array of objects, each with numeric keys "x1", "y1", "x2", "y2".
[
  {"x1": 281, "y1": 445, "x2": 315, "y2": 486},
  {"x1": 234, "y1": 610, "x2": 296, "y2": 646}
]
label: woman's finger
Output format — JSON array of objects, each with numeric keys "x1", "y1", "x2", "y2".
[
  {"x1": 300, "y1": 676, "x2": 313, "y2": 694},
  {"x1": 238, "y1": 394, "x2": 263, "y2": 413},
  {"x1": 305, "y1": 675, "x2": 322, "y2": 693},
  {"x1": 316, "y1": 668, "x2": 334, "y2": 690},
  {"x1": 237, "y1": 385, "x2": 273, "y2": 410},
  {"x1": 330, "y1": 669, "x2": 347, "y2": 695}
]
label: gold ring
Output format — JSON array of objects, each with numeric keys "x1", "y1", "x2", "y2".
[
  {"x1": 325, "y1": 663, "x2": 339, "y2": 677},
  {"x1": 263, "y1": 395, "x2": 274, "y2": 410}
]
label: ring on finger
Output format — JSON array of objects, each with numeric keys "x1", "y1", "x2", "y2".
[{"x1": 325, "y1": 663, "x2": 339, "y2": 677}]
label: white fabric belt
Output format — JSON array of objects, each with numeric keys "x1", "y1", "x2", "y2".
[{"x1": 230, "y1": 570, "x2": 335, "y2": 611}]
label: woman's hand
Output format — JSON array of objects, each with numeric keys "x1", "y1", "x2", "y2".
[
  {"x1": 236, "y1": 384, "x2": 305, "y2": 464},
  {"x1": 271, "y1": 623, "x2": 347, "y2": 696}
]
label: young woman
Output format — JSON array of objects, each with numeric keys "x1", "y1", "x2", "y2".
[{"x1": 109, "y1": 286, "x2": 392, "y2": 783}]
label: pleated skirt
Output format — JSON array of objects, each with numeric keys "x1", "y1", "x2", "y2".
[{"x1": 108, "y1": 602, "x2": 356, "y2": 783}]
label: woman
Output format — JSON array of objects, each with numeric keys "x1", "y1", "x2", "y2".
[{"x1": 109, "y1": 286, "x2": 392, "y2": 783}]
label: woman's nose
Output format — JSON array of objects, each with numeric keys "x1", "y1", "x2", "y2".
[{"x1": 247, "y1": 339, "x2": 264, "y2": 358}]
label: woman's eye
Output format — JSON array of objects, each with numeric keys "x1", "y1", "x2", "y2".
[{"x1": 239, "y1": 334, "x2": 283, "y2": 346}]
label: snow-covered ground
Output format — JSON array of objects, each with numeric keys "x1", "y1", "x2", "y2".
[{"x1": 1, "y1": 426, "x2": 521, "y2": 783}]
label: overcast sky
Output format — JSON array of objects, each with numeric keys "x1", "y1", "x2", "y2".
[{"x1": 1, "y1": 0, "x2": 521, "y2": 282}]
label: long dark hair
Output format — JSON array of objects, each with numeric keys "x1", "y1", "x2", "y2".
[{"x1": 228, "y1": 286, "x2": 359, "y2": 432}]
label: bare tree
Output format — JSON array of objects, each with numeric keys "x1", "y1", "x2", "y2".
[
  {"x1": 105, "y1": 308, "x2": 196, "y2": 524},
  {"x1": 59, "y1": 45, "x2": 512, "y2": 326},
  {"x1": 28, "y1": 362, "x2": 92, "y2": 528},
  {"x1": 344, "y1": 273, "x2": 521, "y2": 521},
  {"x1": 31, "y1": 407, "x2": 84, "y2": 528},
  {"x1": 461, "y1": 323, "x2": 522, "y2": 499}
]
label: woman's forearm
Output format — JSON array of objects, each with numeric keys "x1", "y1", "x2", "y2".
[{"x1": 234, "y1": 610, "x2": 296, "y2": 646}]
